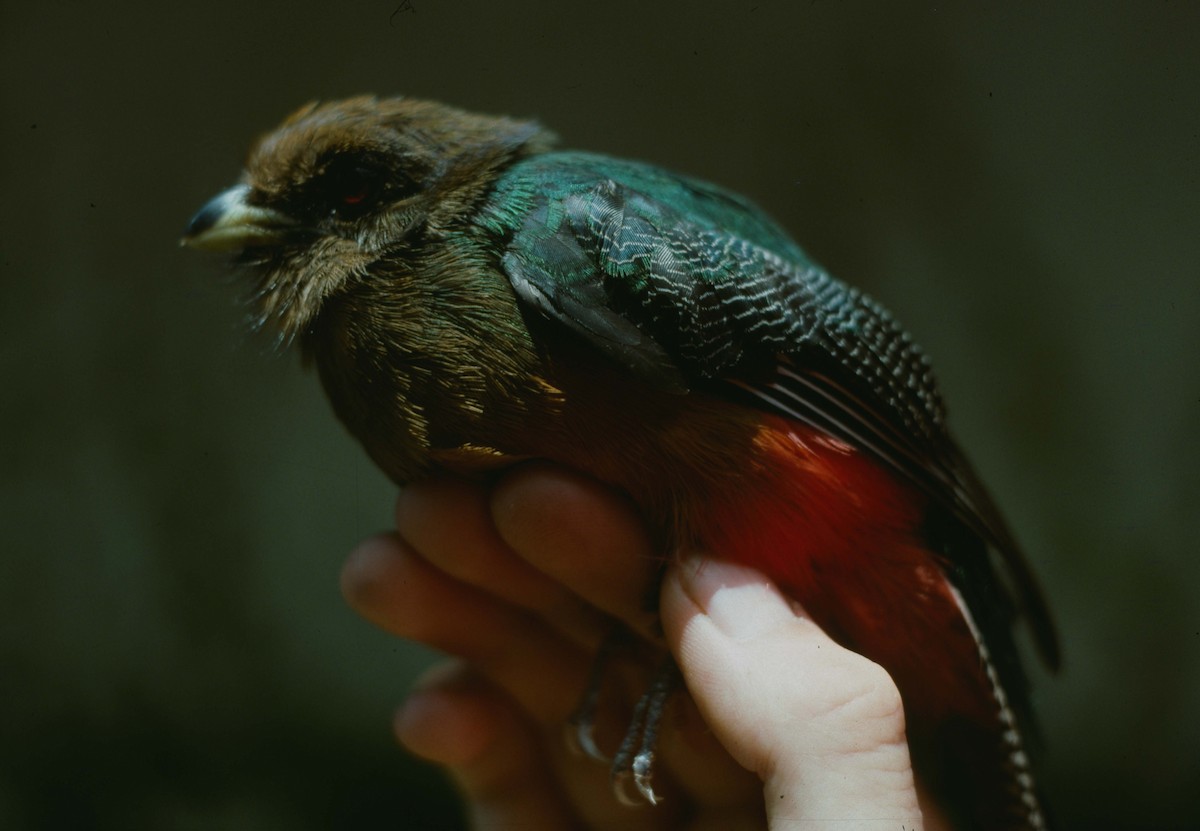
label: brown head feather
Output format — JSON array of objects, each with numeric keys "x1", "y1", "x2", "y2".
[{"x1": 231, "y1": 96, "x2": 554, "y2": 344}]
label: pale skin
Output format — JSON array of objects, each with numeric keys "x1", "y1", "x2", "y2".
[{"x1": 341, "y1": 462, "x2": 950, "y2": 830}]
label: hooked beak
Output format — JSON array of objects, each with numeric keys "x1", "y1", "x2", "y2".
[{"x1": 181, "y1": 184, "x2": 296, "y2": 251}]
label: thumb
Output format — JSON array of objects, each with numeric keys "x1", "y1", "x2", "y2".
[{"x1": 660, "y1": 555, "x2": 925, "y2": 829}]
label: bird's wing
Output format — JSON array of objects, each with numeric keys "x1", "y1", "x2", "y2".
[{"x1": 486, "y1": 156, "x2": 1057, "y2": 671}]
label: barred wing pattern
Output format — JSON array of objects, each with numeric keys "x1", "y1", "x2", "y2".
[{"x1": 491, "y1": 157, "x2": 1056, "y2": 671}]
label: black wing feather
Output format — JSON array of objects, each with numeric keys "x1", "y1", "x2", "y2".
[{"x1": 498, "y1": 168, "x2": 1059, "y2": 670}]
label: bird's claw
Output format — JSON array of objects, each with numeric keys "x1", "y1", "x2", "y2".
[
  {"x1": 566, "y1": 713, "x2": 609, "y2": 762},
  {"x1": 631, "y1": 749, "x2": 660, "y2": 805},
  {"x1": 607, "y1": 657, "x2": 678, "y2": 806},
  {"x1": 611, "y1": 770, "x2": 643, "y2": 807},
  {"x1": 611, "y1": 756, "x2": 660, "y2": 807},
  {"x1": 565, "y1": 630, "x2": 678, "y2": 807},
  {"x1": 566, "y1": 630, "x2": 617, "y2": 763}
]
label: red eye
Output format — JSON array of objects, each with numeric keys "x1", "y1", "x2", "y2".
[
  {"x1": 341, "y1": 183, "x2": 371, "y2": 205},
  {"x1": 316, "y1": 158, "x2": 379, "y2": 217}
]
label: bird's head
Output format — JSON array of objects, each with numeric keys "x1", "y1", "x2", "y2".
[{"x1": 182, "y1": 96, "x2": 553, "y2": 344}]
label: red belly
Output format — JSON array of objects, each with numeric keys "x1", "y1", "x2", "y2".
[{"x1": 696, "y1": 415, "x2": 997, "y2": 728}]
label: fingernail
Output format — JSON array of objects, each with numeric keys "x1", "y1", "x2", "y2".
[{"x1": 677, "y1": 555, "x2": 795, "y2": 640}]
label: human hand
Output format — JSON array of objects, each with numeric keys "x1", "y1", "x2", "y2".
[{"x1": 341, "y1": 462, "x2": 942, "y2": 830}]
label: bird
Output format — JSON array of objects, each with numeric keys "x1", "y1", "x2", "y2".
[{"x1": 183, "y1": 95, "x2": 1058, "y2": 829}]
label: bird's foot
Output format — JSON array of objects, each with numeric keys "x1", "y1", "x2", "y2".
[
  {"x1": 566, "y1": 629, "x2": 621, "y2": 763},
  {"x1": 565, "y1": 628, "x2": 681, "y2": 806},
  {"x1": 609, "y1": 656, "x2": 679, "y2": 806}
]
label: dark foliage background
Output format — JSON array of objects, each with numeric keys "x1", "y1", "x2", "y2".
[{"x1": 2, "y1": 2, "x2": 1196, "y2": 828}]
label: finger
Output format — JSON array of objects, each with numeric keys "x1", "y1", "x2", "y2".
[
  {"x1": 342, "y1": 533, "x2": 592, "y2": 723},
  {"x1": 491, "y1": 462, "x2": 661, "y2": 639},
  {"x1": 660, "y1": 556, "x2": 923, "y2": 827},
  {"x1": 396, "y1": 662, "x2": 577, "y2": 830},
  {"x1": 394, "y1": 474, "x2": 608, "y2": 649}
]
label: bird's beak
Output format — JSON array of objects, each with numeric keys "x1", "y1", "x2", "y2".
[{"x1": 181, "y1": 184, "x2": 296, "y2": 251}]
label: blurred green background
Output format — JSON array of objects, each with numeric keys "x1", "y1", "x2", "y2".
[{"x1": 2, "y1": 2, "x2": 1197, "y2": 828}]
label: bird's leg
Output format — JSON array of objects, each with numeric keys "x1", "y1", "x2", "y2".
[
  {"x1": 569, "y1": 565, "x2": 679, "y2": 805},
  {"x1": 566, "y1": 624, "x2": 629, "y2": 762},
  {"x1": 611, "y1": 655, "x2": 680, "y2": 806}
]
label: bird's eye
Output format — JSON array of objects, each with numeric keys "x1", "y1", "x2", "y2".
[
  {"x1": 317, "y1": 157, "x2": 382, "y2": 218},
  {"x1": 338, "y1": 177, "x2": 372, "y2": 206}
]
